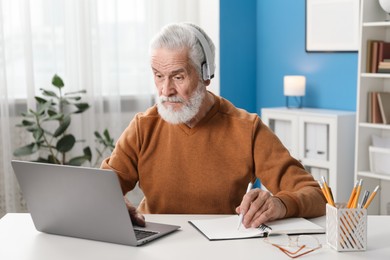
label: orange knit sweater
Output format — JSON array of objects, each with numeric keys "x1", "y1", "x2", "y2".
[{"x1": 101, "y1": 93, "x2": 326, "y2": 218}]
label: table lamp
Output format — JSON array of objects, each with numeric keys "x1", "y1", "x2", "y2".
[
  {"x1": 284, "y1": 75, "x2": 306, "y2": 108},
  {"x1": 379, "y1": 0, "x2": 390, "y2": 21}
]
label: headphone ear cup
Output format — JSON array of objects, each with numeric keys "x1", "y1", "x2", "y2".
[
  {"x1": 201, "y1": 62, "x2": 209, "y2": 81},
  {"x1": 187, "y1": 24, "x2": 215, "y2": 80}
]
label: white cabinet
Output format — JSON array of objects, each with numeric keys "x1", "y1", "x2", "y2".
[
  {"x1": 261, "y1": 107, "x2": 355, "y2": 203},
  {"x1": 304, "y1": 122, "x2": 328, "y2": 160},
  {"x1": 355, "y1": 0, "x2": 390, "y2": 215}
]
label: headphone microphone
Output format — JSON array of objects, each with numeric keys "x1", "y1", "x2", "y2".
[{"x1": 187, "y1": 25, "x2": 215, "y2": 81}]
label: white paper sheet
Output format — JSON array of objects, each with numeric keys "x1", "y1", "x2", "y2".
[{"x1": 189, "y1": 215, "x2": 324, "y2": 241}]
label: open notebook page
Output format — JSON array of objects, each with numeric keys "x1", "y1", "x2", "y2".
[{"x1": 189, "y1": 215, "x2": 324, "y2": 241}]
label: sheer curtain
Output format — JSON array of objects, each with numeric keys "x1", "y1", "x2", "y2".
[{"x1": 0, "y1": 0, "x2": 219, "y2": 217}]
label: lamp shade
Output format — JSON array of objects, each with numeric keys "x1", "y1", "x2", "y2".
[
  {"x1": 284, "y1": 75, "x2": 306, "y2": 96},
  {"x1": 379, "y1": 0, "x2": 390, "y2": 13}
]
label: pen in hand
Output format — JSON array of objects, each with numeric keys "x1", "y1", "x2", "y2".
[{"x1": 237, "y1": 182, "x2": 253, "y2": 230}]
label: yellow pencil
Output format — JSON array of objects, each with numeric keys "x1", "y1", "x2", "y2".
[
  {"x1": 317, "y1": 180, "x2": 330, "y2": 203},
  {"x1": 347, "y1": 180, "x2": 358, "y2": 208},
  {"x1": 352, "y1": 179, "x2": 363, "y2": 209},
  {"x1": 363, "y1": 185, "x2": 380, "y2": 209},
  {"x1": 321, "y1": 176, "x2": 335, "y2": 207}
]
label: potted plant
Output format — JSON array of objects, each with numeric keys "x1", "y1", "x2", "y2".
[{"x1": 13, "y1": 74, "x2": 115, "y2": 167}]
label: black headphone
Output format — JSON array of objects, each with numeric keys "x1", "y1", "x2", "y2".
[{"x1": 187, "y1": 25, "x2": 215, "y2": 81}]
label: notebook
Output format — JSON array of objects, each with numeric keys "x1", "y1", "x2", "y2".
[
  {"x1": 11, "y1": 160, "x2": 180, "y2": 246},
  {"x1": 189, "y1": 215, "x2": 324, "y2": 241}
]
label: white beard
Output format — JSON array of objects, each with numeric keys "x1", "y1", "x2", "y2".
[{"x1": 156, "y1": 83, "x2": 206, "y2": 125}]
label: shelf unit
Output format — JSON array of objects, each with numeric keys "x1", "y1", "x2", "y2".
[
  {"x1": 355, "y1": 0, "x2": 390, "y2": 215},
  {"x1": 261, "y1": 107, "x2": 355, "y2": 203}
]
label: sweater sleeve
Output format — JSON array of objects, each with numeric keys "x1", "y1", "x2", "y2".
[
  {"x1": 253, "y1": 117, "x2": 326, "y2": 218},
  {"x1": 101, "y1": 116, "x2": 141, "y2": 195}
]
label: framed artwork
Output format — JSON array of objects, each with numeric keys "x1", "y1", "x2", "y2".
[{"x1": 306, "y1": 0, "x2": 360, "y2": 52}]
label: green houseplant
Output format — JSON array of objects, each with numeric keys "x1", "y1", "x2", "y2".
[{"x1": 13, "y1": 74, "x2": 115, "y2": 167}]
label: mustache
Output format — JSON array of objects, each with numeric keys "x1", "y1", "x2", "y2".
[{"x1": 159, "y1": 96, "x2": 185, "y2": 103}]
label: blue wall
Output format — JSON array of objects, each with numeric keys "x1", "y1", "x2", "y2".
[
  {"x1": 220, "y1": 0, "x2": 257, "y2": 113},
  {"x1": 220, "y1": 0, "x2": 358, "y2": 113}
]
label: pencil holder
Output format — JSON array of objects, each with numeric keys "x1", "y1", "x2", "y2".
[{"x1": 326, "y1": 203, "x2": 367, "y2": 251}]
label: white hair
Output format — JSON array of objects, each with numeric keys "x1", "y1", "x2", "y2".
[{"x1": 150, "y1": 22, "x2": 216, "y2": 79}]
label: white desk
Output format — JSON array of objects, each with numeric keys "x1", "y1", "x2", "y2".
[{"x1": 0, "y1": 213, "x2": 389, "y2": 260}]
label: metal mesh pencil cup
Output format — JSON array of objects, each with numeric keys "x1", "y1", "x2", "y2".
[{"x1": 326, "y1": 203, "x2": 367, "y2": 251}]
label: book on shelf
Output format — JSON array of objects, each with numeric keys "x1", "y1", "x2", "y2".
[
  {"x1": 368, "y1": 91, "x2": 372, "y2": 123},
  {"x1": 377, "y1": 61, "x2": 390, "y2": 73},
  {"x1": 377, "y1": 92, "x2": 390, "y2": 124},
  {"x1": 370, "y1": 41, "x2": 380, "y2": 73},
  {"x1": 368, "y1": 92, "x2": 383, "y2": 124},
  {"x1": 378, "y1": 41, "x2": 390, "y2": 62},
  {"x1": 378, "y1": 61, "x2": 390, "y2": 68},
  {"x1": 366, "y1": 40, "x2": 390, "y2": 73},
  {"x1": 366, "y1": 39, "x2": 374, "y2": 73},
  {"x1": 377, "y1": 68, "x2": 390, "y2": 73}
]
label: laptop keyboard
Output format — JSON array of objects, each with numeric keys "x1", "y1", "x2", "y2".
[{"x1": 134, "y1": 229, "x2": 159, "y2": 240}]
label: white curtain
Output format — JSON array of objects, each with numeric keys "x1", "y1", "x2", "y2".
[{"x1": 0, "y1": 0, "x2": 219, "y2": 217}]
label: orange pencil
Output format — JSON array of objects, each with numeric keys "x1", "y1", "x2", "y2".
[
  {"x1": 321, "y1": 176, "x2": 335, "y2": 207},
  {"x1": 317, "y1": 180, "x2": 330, "y2": 203},
  {"x1": 347, "y1": 180, "x2": 358, "y2": 208},
  {"x1": 363, "y1": 185, "x2": 380, "y2": 209},
  {"x1": 352, "y1": 179, "x2": 363, "y2": 209}
]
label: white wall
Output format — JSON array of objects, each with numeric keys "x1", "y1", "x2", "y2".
[{"x1": 199, "y1": 0, "x2": 220, "y2": 96}]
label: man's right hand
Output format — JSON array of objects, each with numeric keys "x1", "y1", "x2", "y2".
[
  {"x1": 235, "y1": 188, "x2": 286, "y2": 228},
  {"x1": 124, "y1": 196, "x2": 146, "y2": 227}
]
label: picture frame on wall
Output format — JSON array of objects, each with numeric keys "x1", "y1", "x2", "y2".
[{"x1": 306, "y1": 0, "x2": 360, "y2": 52}]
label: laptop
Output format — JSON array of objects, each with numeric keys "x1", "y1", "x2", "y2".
[{"x1": 11, "y1": 160, "x2": 180, "y2": 246}]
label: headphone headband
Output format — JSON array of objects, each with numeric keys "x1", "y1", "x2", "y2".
[{"x1": 187, "y1": 25, "x2": 215, "y2": 81}]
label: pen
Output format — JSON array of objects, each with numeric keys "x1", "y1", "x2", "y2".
[
  {"x1": 237, "y1": 182, "x2": 253, "y2": 230},
  {"x1": 363, "y1": 185, "x2": 380, "y2": 209},
  {"x1": 359, "y1": 190, "x2": 370, "y2": 209}
]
